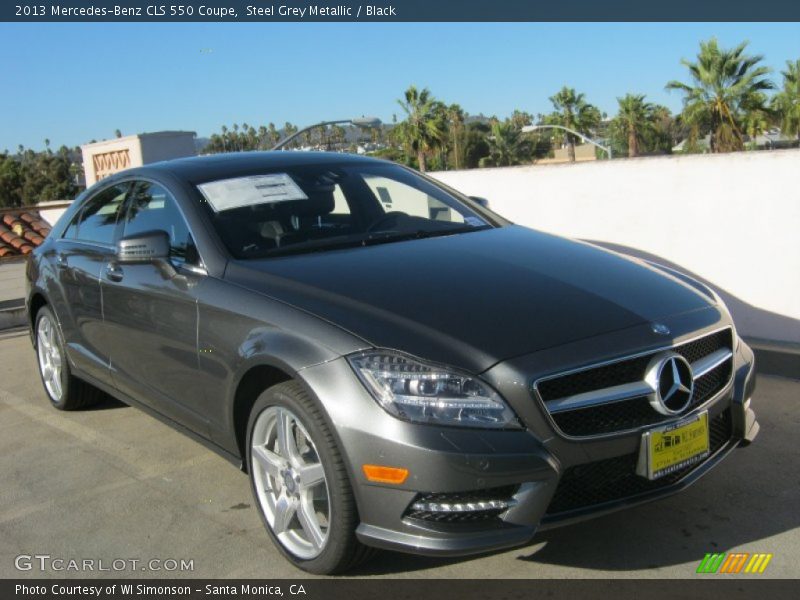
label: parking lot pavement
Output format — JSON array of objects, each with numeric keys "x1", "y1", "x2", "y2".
[{"x1": 0, "y1": 329, "x2": 797, "y2": 580}]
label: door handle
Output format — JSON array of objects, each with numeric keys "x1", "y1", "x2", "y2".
[{"x1": 104, "y1": 263, "x2": 124, "y2": 282}]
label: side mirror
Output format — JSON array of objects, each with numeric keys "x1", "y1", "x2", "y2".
[
  {"x1": 469, "y1": 196, "x2": 490, "y2": 209},
  {"x1": 117, "y1": 230, "x2": 170, "y2": 264}
]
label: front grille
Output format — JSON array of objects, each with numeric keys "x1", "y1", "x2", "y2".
[
  {"x1": 404, "y1": 485, "x2": 518, "y2": 524},
  {"x1": 536, "y1": 329, "x2": 733, "y2": 437},
  {"x1": 544, "y1": 409, "x2": 732, "y2": 517},
  {"x1": 550, "y1": 359, "x2": 732, "y2": 436}
]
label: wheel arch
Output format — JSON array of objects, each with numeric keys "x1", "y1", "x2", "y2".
[
  {"x1": 229, "y1": 356, "x2": 355, "y2": 482},
  {"x1": 27, "y1": 290, "x2": 49, "y2": 343},
  {"x1": 232, "y1": 362, "x2": 295, "y2": 470}
]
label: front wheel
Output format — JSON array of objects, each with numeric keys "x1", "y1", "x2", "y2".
[{"x1": 246, "y1": 381, "x2": 374, "y2": 574}]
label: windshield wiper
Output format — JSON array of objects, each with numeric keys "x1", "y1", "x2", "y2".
[
  {"x1": 252, "y1": 225, "x2": 491, "y2": 258},
  {"x1": 364, "y1": 224, "x2": 491, "y2": 245}
]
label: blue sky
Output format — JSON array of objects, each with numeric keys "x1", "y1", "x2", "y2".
[{"x1": 2, "y1": 22, "x2": 799, "y2": 151}]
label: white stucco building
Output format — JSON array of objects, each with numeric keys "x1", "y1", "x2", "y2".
[{"x1": 81, "y1": 131, "x2": 196, "y2": 186}]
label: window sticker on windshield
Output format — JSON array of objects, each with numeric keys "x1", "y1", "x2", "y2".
[{"x1": 198, "y1": 174, "x2": 308, "y2": 212}]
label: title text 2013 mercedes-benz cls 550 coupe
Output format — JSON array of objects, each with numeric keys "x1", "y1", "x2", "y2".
[{"x1": 26, "y1": 152, "x2": 759, "y2": 574}]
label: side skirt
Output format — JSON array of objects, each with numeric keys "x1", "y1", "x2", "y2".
[{"x1": 75, "y1": 369, "x2": 245, "y2": 471}]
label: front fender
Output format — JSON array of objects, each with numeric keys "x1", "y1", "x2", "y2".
[{"x1": 195, "y1": 276, "x2": 370, "y2": 453}]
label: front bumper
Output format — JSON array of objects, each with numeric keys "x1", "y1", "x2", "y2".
[{"x1": 299, "y1": 331, "x2": 758, "y2": 557}]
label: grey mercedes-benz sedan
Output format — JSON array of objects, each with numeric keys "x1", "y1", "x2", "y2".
[{"x1": 26, "y1": 152, "x2": 759, "y2": 574}]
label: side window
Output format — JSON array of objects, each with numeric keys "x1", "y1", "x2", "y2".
[
  {"x1": 63, "y1": 213, "x2": 80, "y2": 239},
  {"x1": 67, "y1": 184, "x2": 129, "y2": 244},
  {"x1": 331, "y1": 184, "x2": 351, "y2": 215},
  {"x1": 122, "y1": 181, "x2": 199, "y2": 266}
]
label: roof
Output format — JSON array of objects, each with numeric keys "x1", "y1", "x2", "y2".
[
  {"x1": 0, "y1": 209, "x2": 51, "y2": 259},
  {"x1": 128, "y1": 151, "x2": 386, "y2": 185}
]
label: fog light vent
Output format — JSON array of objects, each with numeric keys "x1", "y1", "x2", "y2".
[
  {"x1": 404, "y1": 485, "x2": 518, "y2": 524},
  {"x1": 411, "y1": 499, "x2": 515, "y2": 513}
]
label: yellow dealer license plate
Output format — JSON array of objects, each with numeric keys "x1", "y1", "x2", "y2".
[{"x1": 637, "y1": 412, "x2": 710, "y2": 480}]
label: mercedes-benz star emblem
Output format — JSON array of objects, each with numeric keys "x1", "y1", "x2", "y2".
[
  {"x1": 651, "y1": 322, "x2": 671, "y2": 336},
  {"x1": 644, "y1": 351, "x2": 694, "y2": 415}
]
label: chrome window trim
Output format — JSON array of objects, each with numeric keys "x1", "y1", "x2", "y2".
[
  {"x1": 179, "y1": 263, "x2": 209, "y2": 277},
  {"x1": 54, "y1": 238, "x2": 115, "y2": 251},
  {"x1": 530, "y1": 326, "x2": 734, "y2": 441}
]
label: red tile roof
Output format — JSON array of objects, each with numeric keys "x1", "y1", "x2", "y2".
[{"x1": 0, "y1": 210, "x2": 51, "y2": 259}]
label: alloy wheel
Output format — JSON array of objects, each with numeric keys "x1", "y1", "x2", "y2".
[
  {"x1": 36, "y1": 314, "x2": 63, "y2": 402},
  {"x1": 251, "y1": 406, "x2": 331, "y2": 559}
]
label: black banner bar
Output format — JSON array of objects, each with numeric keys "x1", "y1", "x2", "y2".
[
  {"x1": 3, "y1": 580, "x2": 799, "y2": 600},
  {"x1": 3, "y1": 1, "x2": 800, "y2": 22}
]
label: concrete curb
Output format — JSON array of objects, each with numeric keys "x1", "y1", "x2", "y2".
[
  {"x1": 746, "y1": 338, "x2": 800, "y2": 381},
  {"x1": 0, "y1": 299, "x2": 26, "y2": 331}
]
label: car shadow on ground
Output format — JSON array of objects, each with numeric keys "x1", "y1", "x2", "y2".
[
  {"x1": 350, "y1": 375, "x2": 798, "y2": 576},
  {"x1": 347, "y1": 550, "x2": 481, "y2": 576},
  {"x1": 83, "y1": 393, "x2": 129, "y2": 411}
]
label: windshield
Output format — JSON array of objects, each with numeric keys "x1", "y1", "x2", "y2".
[{"x1": 196, "y1": 162, "x2": 492, "y2": 259}]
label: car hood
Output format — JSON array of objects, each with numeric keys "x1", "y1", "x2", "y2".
[{"x1": 225, "y1": 225, "x2": 715, "y2": 372}]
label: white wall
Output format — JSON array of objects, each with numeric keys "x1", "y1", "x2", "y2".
[
  {"x1": 431, "y1": 149, "x2": 800, "y2": 345},
  {"x1": 36, "y1": 201, "x2": 70, "y2": 229}
]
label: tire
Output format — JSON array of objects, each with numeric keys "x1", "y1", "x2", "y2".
[
  {"x1": 34, "y1": 305, "x2": 103, "y2": 411},
  {"x1": 246, "y1": 381, "x2": 375, "y2": 574}
]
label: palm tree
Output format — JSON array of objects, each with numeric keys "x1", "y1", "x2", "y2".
[
  {"x1": 548, "y1": 87, "x2": 602, "y2": 162},
  {"x1": 649, "y1": 105, "x2": 679, "y2": 154},
  {"x1": 267, "y1": 123, "x2": 280, "y2": 147},
  {"x1": 666, "y1": 38, "x2": 773, "y2": 152},
  {"x1": 480, "y1": 122, "x2": 530, "y2": 167},
  {"x1": 613, "y1": 94, "x2": 656, "y2": 157},
  {"x1": 396, "y1": 85, "x2": 446, "y2": 172},
  {"x1": 257, "y1": 125, "x2": 268, "y2": 149},
  {"x1": 772, "y1": 59, "x2": 800, "y2": 139},
  {"x1": 283, "y1": 122, "x2": 298, "y2": 149},
  {"x1": 508, "y1": 110, "x2": 534, "y2": 130},
  {"x1": 741, "y1": 92, "x2": 773, "y2": 148},
  {"x1": 446, "y1": 104, "x2": 466, "y2": 170},
  {"x1": 331, "y1": 125, "x2": 346, "y2": 148},
  {"x1": 220, "y1": 125, "x2": 229, "y2": 152}
]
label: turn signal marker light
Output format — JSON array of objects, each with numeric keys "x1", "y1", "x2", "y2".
[{"x1": 362, "y1": 464, "x2": 409, "y2": 484}]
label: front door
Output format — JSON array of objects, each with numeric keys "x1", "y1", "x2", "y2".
[
  {"x1": 101, "y1": 180, "x2": 209, "y2": 434},
  {"x1": 50, "y1": 183, "x2": 129, "y2": 383}
]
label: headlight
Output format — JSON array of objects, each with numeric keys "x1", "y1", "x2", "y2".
[{"x1": 348, "y1": 351, "x2": 520, "y2": 429}]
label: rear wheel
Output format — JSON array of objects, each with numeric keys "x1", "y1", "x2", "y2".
[
  {"x1": 246, "y1": 381, "x2": 374, "y2": 574},
  {"x1": 35, "y1": 306, "x2": 103, "y2": 410}
]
